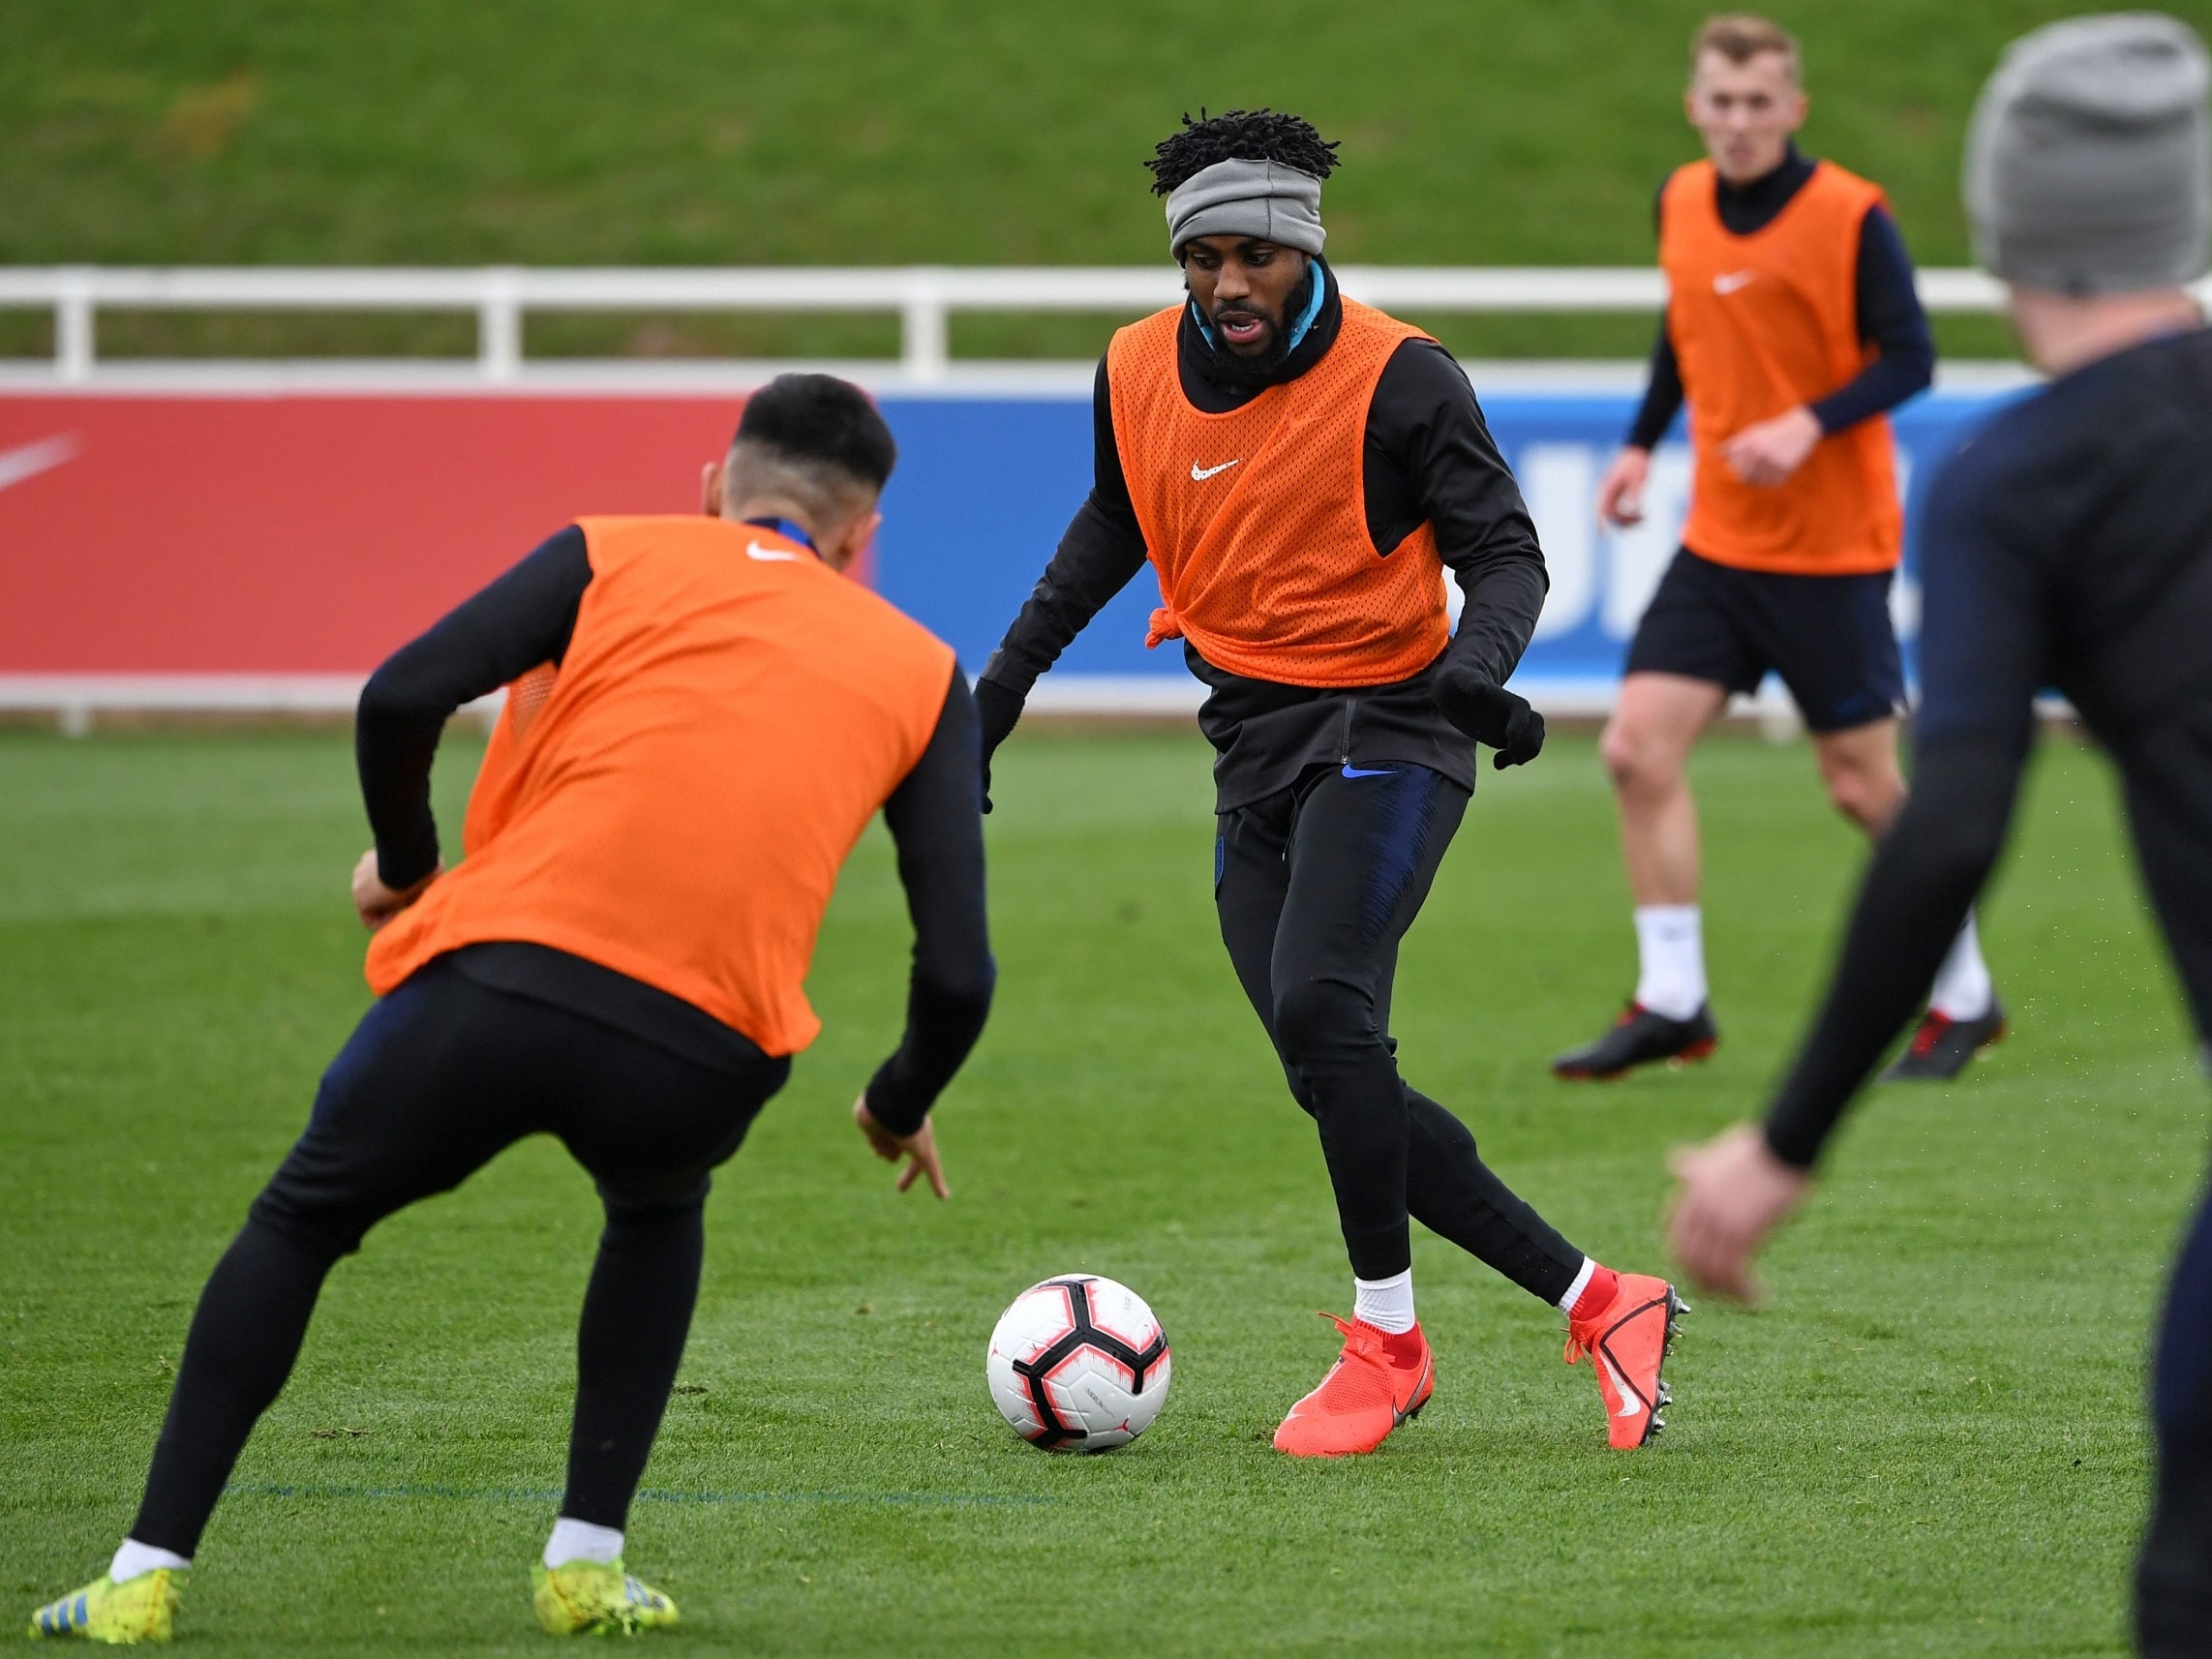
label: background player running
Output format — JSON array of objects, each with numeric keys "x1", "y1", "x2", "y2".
[
  {"x1": 29, "y1": 376, "x2": 994, "y2": 1643},
  {"x1": 1663, "y1": 17, "x2": 2212, "y2": 1652},
  {"x1": 1555, "y1": 14, "x2": 2004, "y2": 1082},
  {"x1": 976, "y1": 109, "x2": 1681, "y2": 1460}
]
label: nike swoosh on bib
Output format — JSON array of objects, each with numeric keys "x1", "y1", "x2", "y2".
[
  {"x1": 745, "y1": 541, "x2": 803, "y2": 562},
  {"x1": 1190, "y1": 459, "x2": 1242, "y2": 481},
  {"x1": 0, "y1": 434, "x2": 81, "y2": 494},
  {"x1": 1712, "y1": 270, "x2": 1756, "y2": 295}
]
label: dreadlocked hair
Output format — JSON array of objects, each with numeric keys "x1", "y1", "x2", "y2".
[{"x1": 1145, "y1": 108, "x2": 1341, "y2": 196}]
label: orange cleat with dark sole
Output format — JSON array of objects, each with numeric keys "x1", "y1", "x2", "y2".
[
  {"x1": 1272, "y1": 1314, "x2": 1434, "y2": 1457},
  {"x1": 1564, "y1": 1271, "x2": 1685, "y2": 1449}
]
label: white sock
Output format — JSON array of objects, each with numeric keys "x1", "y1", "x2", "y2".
[
  {"x1": 1927, "y1": 908, "x2": 1994, "y2": 1021},
  {"x1": 109, "y1": 1540, "x2": 191, "y2": 1584},
  {"x1": 1633, "y1": 905, "x2": 1708, "y2": 1020},
  {"x1": 1352, "y1": 1268, "x2": 1415, "y2": 1335},
  {"x1": 544, "y1": 1518, "x2": 623, "y2": 1570},
  {"x1": 1556, "y1": 1256, "x2": 1596, "y2": 1314}
]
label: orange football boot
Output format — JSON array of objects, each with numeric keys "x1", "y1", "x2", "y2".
[
  {"x1": 1272, "y1": 1314, "x2": 1434, "y2": 1457},
  {"x1": 1564, "y1": 1271, "x2": 1685, "y2": 1449}
]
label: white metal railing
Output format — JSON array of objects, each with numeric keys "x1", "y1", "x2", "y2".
[{"x1": 0, "y1": 263, "x2": 2100, "y2": 385}]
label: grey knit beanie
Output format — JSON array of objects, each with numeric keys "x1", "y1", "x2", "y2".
[
  {"x1": 1165, "y1": 158, "x2": 1326, "y2": 258},
  {"x1": 1965, "y1": 13, "x2": 2211, "y2": 294}
]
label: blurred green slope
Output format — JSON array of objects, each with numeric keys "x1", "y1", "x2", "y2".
[{"x1": 5, "y1": 0, "x2": 2191, "y2": 268}]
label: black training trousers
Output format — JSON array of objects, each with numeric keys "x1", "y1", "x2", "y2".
[
  {"x1": 130, "y1": 956, "x2": 787, "y2": 1556},
  {"x1": 1214, "y1": 761, "x2": 1583, "y2": 1299}
]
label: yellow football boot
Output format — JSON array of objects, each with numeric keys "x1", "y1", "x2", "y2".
[
  {"x1": 531, "y1": 1558, "x2": 679, "y2": 1637},
  {"x1": 28, "y1": 1570, "x2": 184, "y2": 1644}
]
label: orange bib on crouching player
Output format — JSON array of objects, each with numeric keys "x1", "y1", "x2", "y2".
[
  {"x1": 1106, "y1": 297, "x2": 1449, "y2": 687},
  {"x1": 1661, "y1": 158, "x2": 1902, "y2": 575},
  {"x1": 363, "y1": 515, "x2": 954, "y2": 1057}
]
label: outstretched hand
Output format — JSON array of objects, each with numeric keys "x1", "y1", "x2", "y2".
[
  {"x1": 1434, "y1": 669, "x2": 1546, "y2": 769},
  {"x1": 351, "y1": 849, "x2": 440, "y2": 932},
  {"x1": 853, "y1": 1093, "x2": 950, "y2": 1199},
  {"x1": 1665, "y1": 1123, "x2": 1810, "y2": 1303}
]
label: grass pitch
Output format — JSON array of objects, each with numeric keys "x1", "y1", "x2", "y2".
[{"x1": 0, "y1": 725, "x2": 2199, "y2": 1656}]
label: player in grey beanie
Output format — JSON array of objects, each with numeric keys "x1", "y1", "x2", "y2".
[
  {"x1": 1966, "y1": 12, "x2": 2211, "y2": 296},
  {"x1": 1669, "y1": 15, "x2": 2212, "y2": 1657}
]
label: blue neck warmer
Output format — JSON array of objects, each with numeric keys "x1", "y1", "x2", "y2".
[{"x1": 1191, "y1": 259, "x2": 1329, "y2": 356}]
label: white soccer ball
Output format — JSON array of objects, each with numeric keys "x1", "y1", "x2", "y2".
[{"x1": 985, "y1": 1275, "x2": 1171, "y2": 1452}]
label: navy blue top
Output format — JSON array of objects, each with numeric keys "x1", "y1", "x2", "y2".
[{"x1": 1762, "y1": 327, "x2": 2212, "y2": 1167}]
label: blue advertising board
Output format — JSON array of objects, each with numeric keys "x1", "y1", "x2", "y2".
[{"x1": 870, "y1": 385, "x2": 2023, "y2": 703}]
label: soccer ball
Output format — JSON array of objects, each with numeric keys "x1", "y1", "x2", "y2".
[{"x1": 985, "y1": 1276, "x2": 1171, "y2": 1452}]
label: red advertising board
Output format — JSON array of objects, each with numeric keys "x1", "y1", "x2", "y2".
[{"x1": 0, "y1": 394, "x2": 747, "y2": 674}]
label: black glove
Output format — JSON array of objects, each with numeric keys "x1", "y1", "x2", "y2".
[
  {"x1": 974, "y1": 678, "x2": 1025, "y2": 814},
  {"x1": 1435, "y1": 667, "x2": 1545, "y2": 770}
]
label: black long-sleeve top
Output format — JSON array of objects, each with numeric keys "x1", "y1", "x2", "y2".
[
  {"x1": 1626, "y1": 144, "x2": 1936, "y2": 451},
  {"x1": 353, "y1": 524, "x2": 992, "y2": 1134},
  {"x1": 1762, "y1": 326, "x2": 2212, "y2": 1169},
  {"x1": 981, "y1": 256, "x2": 1548, "y2": 811}
]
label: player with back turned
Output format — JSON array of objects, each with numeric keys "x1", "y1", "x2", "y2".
[
  {"x1": 28, "y1": 376, "x2": 995, "y2": 1644},
  {"x1": 1553, "y1": 14, "x2": 2006, "y2": 1082},
  {"x1": 1662, "y1": 18, "x2": 2212, "y2": 1654},
  {"x1": 977, "y1": 109, "x2": 1683, "y2": 1459}
]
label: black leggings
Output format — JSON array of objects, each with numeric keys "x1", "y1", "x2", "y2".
[
  {"x1": 1215, "y1": 762, "x2": 1583, "y2": 1298},
  {"x1": 130, "y1": 957, "x2": 786, "y2": 1556}
]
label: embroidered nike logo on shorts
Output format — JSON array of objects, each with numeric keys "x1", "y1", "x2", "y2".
[
  {"x1": 746, "y1": 541, "x2": 803, "y2": 561},
  {"x1": 1191, "y1": 459, "x2": 1242, "y2": 481},
  {"x1": 1341, "y1": 765, "x2": 1396, "y2": 779},
  {"x1": 1712, "y1": 270, "x2": 1756, "y2": 295}
]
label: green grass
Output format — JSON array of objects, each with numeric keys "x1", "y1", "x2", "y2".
[
  {"x1": 0, "y1": 0, "x2": 2176, "y2": 363},
  {"x1": 0, "y1": 726, "x2": 2199, "y2": 1655}
]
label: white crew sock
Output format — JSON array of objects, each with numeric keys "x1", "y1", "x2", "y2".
[
  {"x1": 1352, "y1": 1268, "x2": 1415, "y2": 1335},
  {"x1": 544, "y1": 1518, "x2": 624, "y2": 1570},
  {"x1": 1633, "y1": 904, "x2": 1708, "y2": 1021},
  {"x1": 109, "y1": 1540, "x2": 191, "y2": 1584},
  {"x1": 1556, "y1": 1256, "x2": 1596, "y2": 1314},
  {"x1": 1927, "y1": 907, "x2": 1994, "y2": 1021}
]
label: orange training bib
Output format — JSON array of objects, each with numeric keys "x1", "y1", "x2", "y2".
[
  {"x1": 364, "y1": 516, "x2": 955, "y2": 1057},
  {"x1": 1661, "y1": 158, "x2": 1902, "y2": 575},
  {"x1": 1106, "y1": 297, "x2": 1450, "y2": 687}
]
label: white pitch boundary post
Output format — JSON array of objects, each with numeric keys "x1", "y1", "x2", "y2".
[
  {"x1": 899, "y1": 266, "x2": 950, "y2": 382},
  {"x1": 478, "y1": 266, "x2": 524, "y2": 382},
  {"x1": 54, "y1": 266, "x2": 96, "y2": 383}
]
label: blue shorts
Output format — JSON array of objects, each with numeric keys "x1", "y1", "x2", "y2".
[{"x1": 1623, "y1": 547, "x2": 1905, "y2": 733}]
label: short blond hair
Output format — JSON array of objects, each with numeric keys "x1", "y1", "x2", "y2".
[{"x1": 1691, "y1": 14, "x2": 1802, "y2": 83}]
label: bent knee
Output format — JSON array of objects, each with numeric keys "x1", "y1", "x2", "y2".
[
  {"x1": 1600, "y1": 721, "x2": 1683, "y2": 797},
  {"x1": 1820, "y1": 763, "x2": 1901, "y2": 829},
  {"x1": 1271, "y1": 978, "x2": 1379, "y2": 1064},
  {"x1": 245, "y1": 1188, "x2": 364, "y2": 1265}
]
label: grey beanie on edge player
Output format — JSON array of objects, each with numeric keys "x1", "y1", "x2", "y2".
[{"x1": 1965, "y1": 12, "x2": 2212, "y2": 295}]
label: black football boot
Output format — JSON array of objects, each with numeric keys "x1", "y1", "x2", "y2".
[
  {"x1": 1552, "y1": 1003, "x2": 1720, "y2": 1081},
  {"x1": 1878, "y1": 1001, "x2": 2007, "y2": 1082}
]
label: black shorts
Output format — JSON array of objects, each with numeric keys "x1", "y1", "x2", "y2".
[{"x1": 1623, "y1": 547, "x2": 1905, "y2": 734}]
